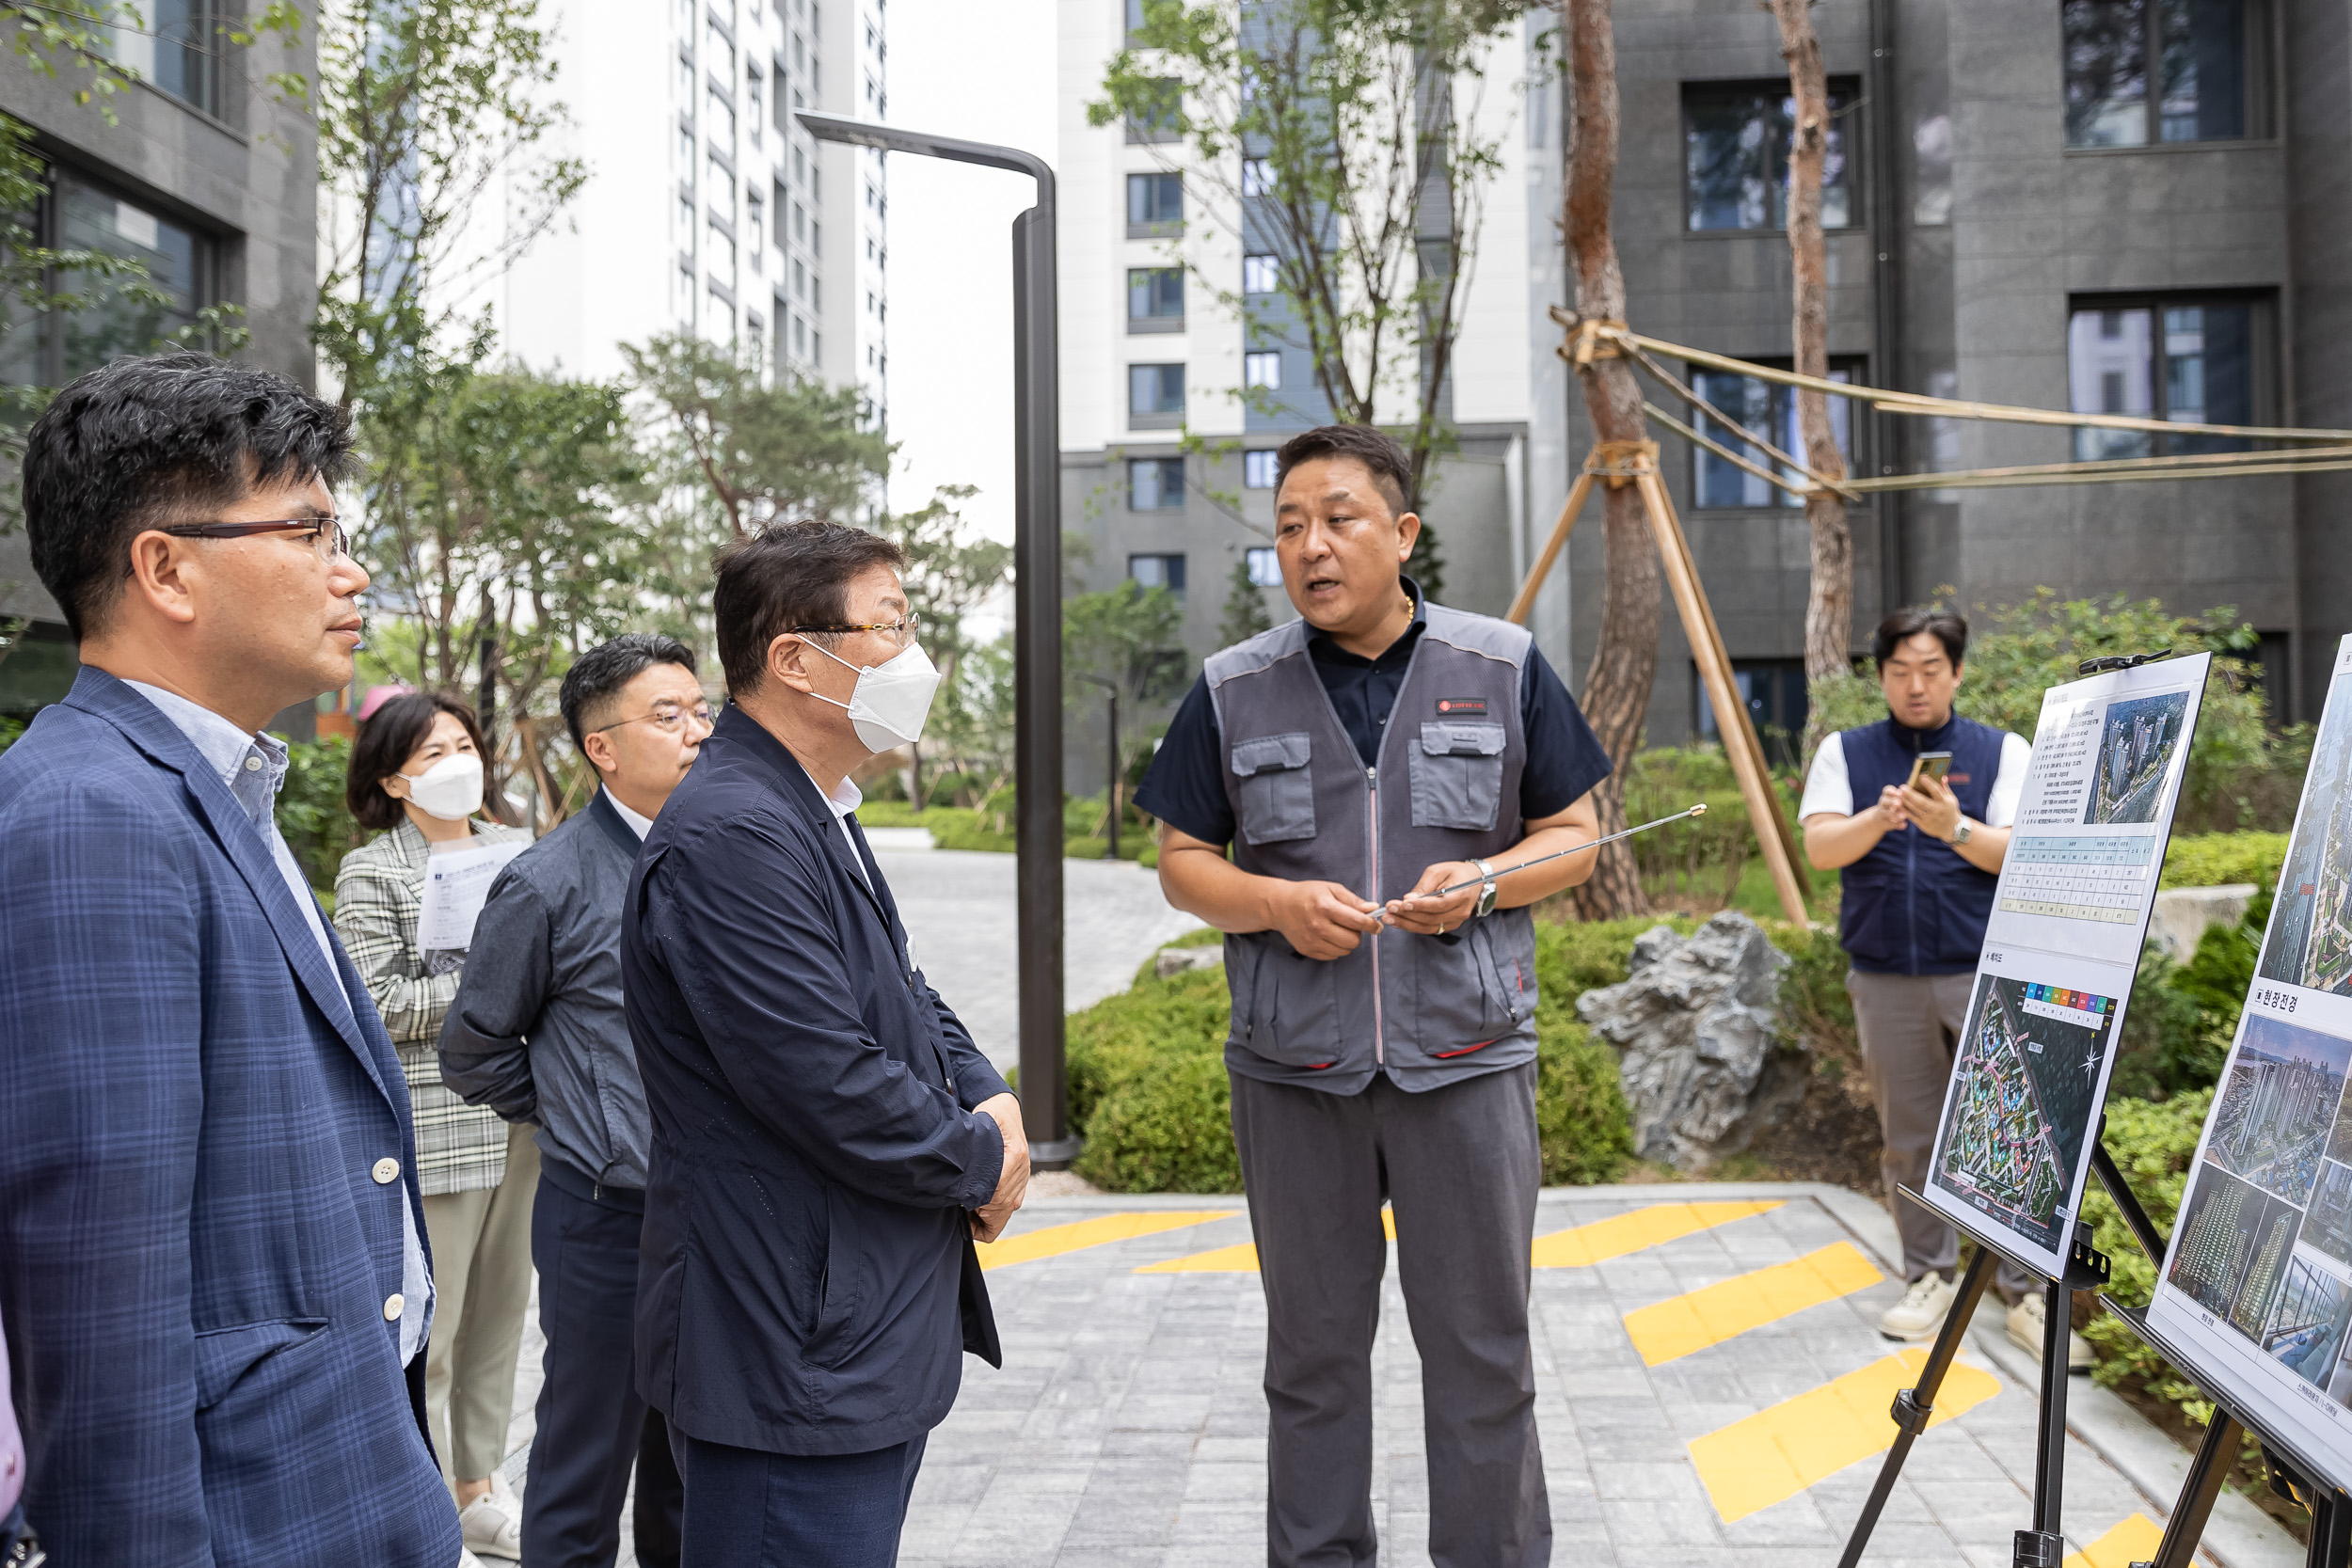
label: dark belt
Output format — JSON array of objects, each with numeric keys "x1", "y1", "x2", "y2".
[{"x1": 540, "y1": 1154, "x2": 645, "y2": 1214}]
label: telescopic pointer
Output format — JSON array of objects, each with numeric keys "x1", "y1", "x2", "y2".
[{"x1": 1381, "y1": 802, "x2": 1708, "y2": 922}]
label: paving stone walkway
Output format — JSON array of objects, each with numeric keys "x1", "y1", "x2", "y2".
[{"x1": 490, "y1": 1182, "x2": 2301, "y2": 1568}]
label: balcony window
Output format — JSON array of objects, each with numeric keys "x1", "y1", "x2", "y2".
[
  {"x1": 1244, "y1": 351, "x2": 1282, "y2": 390},
  {"x1": 1690, "y1": 361, "x2": 1858, "y2": 508},
  {"x1": 1126, "y1": 78, "x2": 1182, "y2": 144},
  {"x1": 1128, "y1": 457, "x2": 1185, "y2": 511},
  {"x1": 1684, "y1": 79, "x2": 1858, "y2": 231},
  {"x1": 1242, "y1": 253, "x2": 1279, "y2": 295},
  {"x1": 108, "y1": 0, "x2": 221, "y2": 116},
  {"x1": 1128, "y1": 553, "x2": 1187, "y2": 597},
  {"x1": 2064, "y1": 0, "x2": 2267, "y2": 147},
  {"x1": 1127, "y1": 172, "x2": 1182, "y2": 237},
  {"x1": 1127, "y1": 266, "x2": 1184, "y2": 333},
  {"x1": 1246, "y1": 546, "x2": 1281, "y2": 587},
  {"x1": 1129, "y1": 362, "x2": 1184, "y2": 429},
  {"x1": 1243, "y1": 450, "x2": 1278, "y2": 488},
  {"x1": 2067, "y1": 295, "x2": 2266, "y2": 458}
]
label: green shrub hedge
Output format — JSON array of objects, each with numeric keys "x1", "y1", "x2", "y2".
[{"x1": 2158, "y1": 832, "x2": 2288, "y2": 891}]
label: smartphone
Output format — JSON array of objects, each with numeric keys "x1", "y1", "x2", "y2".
[{"x1": 1905, "y1": 752, "x2": 1954, "y2": 792}]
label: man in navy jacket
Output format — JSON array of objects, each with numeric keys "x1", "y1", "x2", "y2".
[
  {"x1": 1800, "y1": 608, "x2": 2086, "y2": 1369},
  {"x1": 623, "y1": 519, "x2": 1028, "y2": 1567},
  {"x1": 0, "y1": 355, "x2": 460, "y2": 1563}
]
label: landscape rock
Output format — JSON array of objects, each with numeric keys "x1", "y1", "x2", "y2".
[
  {"x1": 1576, "y1": 911, "x2": 1804, "y2": 1172},
  {"x1": 1155, "y1": 944, "x2": 1225, "y2": 979},
  {"x1": 2147, "y1": 883, "x2": 2257, "y2": 961}
]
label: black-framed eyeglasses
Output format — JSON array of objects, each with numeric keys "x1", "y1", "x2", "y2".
[
  {"x1": 592, "y1": 702, "x2": 716, "y2": 736},
  {"x1": 791, "y1": 613, "x2": 922, "y2": 648},
  {"x1": 161, "y1": 516, "x2": 352, "y2": 563}
]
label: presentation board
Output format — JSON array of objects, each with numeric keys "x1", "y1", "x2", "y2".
[
  {"x1": 2146, "y1": 636, "x2": 2352, "y2": 1495},
  {"x1": 1916, "y1": 653, "x2": 2213, "y2": 1282}
]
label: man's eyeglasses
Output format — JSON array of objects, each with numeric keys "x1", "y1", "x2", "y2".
[
  {"x1": 593, "y1": 703, "x2": 717, "y2": 736},
  {"x1": 161, "y1": 517, "x2": 352, "y2": 564},
  {"x1": 792, "y1": 613, "x2": 922, "y2": 648}
]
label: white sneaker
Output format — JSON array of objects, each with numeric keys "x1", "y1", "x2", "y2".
[
  {"x1": 2008, "y1": 1291, "x2": 2097, "y2": 1372},
  {"x1": 1880, "y1": 1272, "x2": 1959, "y2": 1341},
  {"x1": 457, "y1": 1477, "x2": 522, "y2": 1561}
]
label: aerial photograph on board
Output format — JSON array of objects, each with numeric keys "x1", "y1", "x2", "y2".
[
  {"x1": 2205, "y1": 1015, "x2": 2351, "y2": 1209},
  {"x1": 1931, "y1": 976, "x2": 2114, "y2": 1252},
  {"x1": 2261, "y1": 669, "x2": 2352, "y2": 993},
  {"x1": 2085, "y1": 690, "x2": 2190, "y2": 825},
  {"x1": 2169, "y1": 1164, "x2": 2306, "y2": 1343},
  {"x1": 2308, "y1": 1158, "x2": 2352, "y2": 1272}
]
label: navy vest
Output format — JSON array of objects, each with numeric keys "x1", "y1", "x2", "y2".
[{"x1": 1836, "y1": 713, "x2": 2008, "y2": 975}]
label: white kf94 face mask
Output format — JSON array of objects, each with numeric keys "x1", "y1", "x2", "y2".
[
  {"x1": 403, "y1": 752, "x2": 485, "y2": 821},
  {"x1": 807, "y1": 637, "x2": 943, "y2": 753}
]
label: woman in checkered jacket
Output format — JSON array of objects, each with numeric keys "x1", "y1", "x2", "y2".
[{"x1": 335, "y1": 691, "x2": 533, "y2": 1568}]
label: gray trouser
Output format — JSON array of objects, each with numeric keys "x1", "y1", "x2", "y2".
[
  {"x1": 1230, "y1": 1063, "x2": 1549, "y2": 1568},
  {"x1": 1847, "y1": 969, "x2": 2038, "y2": 1300}
]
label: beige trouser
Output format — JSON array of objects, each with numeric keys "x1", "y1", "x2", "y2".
[
  {"x1": 1846, "y1": 969, "x2": 2038, "y2": 1301},
  {"x1": 421, "y1": 1120, "x2": 540, "y2": 1485}
]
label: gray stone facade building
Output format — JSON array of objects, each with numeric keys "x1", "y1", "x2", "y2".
[
  {"x1": 1550, "y1": 0, "x2": 2318, "y2": 749},
  {"x1": 0, "y1": 8, "x2": 318, "y2": 728}
]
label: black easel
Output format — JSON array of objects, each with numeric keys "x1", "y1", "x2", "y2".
[
  {"x1": 2102, "y1": 1300, "x2": 2351, "y2": 1568},
  {"x1": 1837, "y1": 1190, "x2": 2111, "y2": 1567}
]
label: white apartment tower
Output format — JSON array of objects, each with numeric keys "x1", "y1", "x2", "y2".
[
  {"x1": 1053, "y1": 1, "x2": 1561, "y2": 681},
  {"x1": 477, "y1": 0, "x2": 890, "y2": 417}
]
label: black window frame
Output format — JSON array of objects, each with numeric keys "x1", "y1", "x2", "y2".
[
  {"x1": 1680, "y1": 77, "x2": 1864, "y2": 236},
  {"x1": 1695, "y1": 659, "x2": 1809, "y2": 768},
  {"x1": 1687, "y1": 356, "x2": 1868, "y2": 510},
  {"x1": 1129, "y1": 361, "x2": 1185, "y2": 428},
  {"x1": 2062, "y1": 0, "x2": 2275, "y2": 150},
  {"x1": 1127, "y1": 265, "x2": 1184, "y2": 333},
  {"x1": 1127, "y1": 552, "x2": 1187, "y2": 599},
  {"x1": 1126, "y1": 171, "x2": 1182, "y2": 238},
  {"x1": 119, "y1": 0, "x2": 226, "y2": 119},
  {"x1": 1126, "y1": 455, "x2": 1185, "y2": 512},
  {"x1": 2064, "y1": 289, "x2": 2277, "y2": 459}
]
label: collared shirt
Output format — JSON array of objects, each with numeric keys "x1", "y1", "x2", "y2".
[
  {"x1": 803, "y1": 764, "x2": 872, "y2": 888},
  {"x1": 603, "y1": 786, "x2": 656, "y2": 840},
  {"x1": 1136, "y1": 577, "x2": 1613, "y2": 847},
  {"x1": 123, "y1": 680, "x2": 433, "y2": 1366}
]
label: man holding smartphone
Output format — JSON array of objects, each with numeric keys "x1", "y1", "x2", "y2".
[{"x1": 1799, "y1": 609, "x2": 2089, "y2": 1367}]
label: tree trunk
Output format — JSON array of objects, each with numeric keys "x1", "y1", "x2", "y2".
[
  {"x1": 1563, "y1": 0, "x2": 1657, "y2": 921},
  {"x1": 1772, "y1": 0, "x2": 1854, "y2": 686}
]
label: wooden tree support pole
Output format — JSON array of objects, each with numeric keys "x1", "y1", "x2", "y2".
[
  {"x1": 1630, "y1": 461, "x2": 1811, "y2": 927},
  {"x1": 1505, "y1": 467, "x2": 1596, "y2": 627}
]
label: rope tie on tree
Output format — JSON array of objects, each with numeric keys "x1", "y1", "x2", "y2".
[{"x1": 1583, "y1": 438, "x2": 1657, "y2": 487}]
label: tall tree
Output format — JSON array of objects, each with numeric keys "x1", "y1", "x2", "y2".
[
  {"x1": 1094, "y1": 0, "x2": 1540, "y2": 594},
  {"x1": 1769, "y1": 0, "x2": 1852, "y2": 684},
  {"x1": 1559, "y1": 0, "x2": 1656, "y2": 919},
  {"x1": 622, "y1": 333, "x2": 894, "y2": 539}
]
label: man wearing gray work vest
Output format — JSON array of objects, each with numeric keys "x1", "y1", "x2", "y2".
[{"x1": 1136, "y1": 424, "x2": 1610, "y2": 1568}]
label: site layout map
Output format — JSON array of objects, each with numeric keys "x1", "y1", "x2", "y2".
[
  {"x1": 2149, "y1": 638, "x2": 2352, "y2": 1493},
  {"x1": 1915, "y1": 654, "x2": 2210, "y2": 1283}
]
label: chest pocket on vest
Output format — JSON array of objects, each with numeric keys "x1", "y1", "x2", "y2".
[
  {"x1": 1232, "y1": 732, "x2": 1316, "y2": 845},
  {"x1": 1410, "y1": 721, "x2": 1506, "y2": 832}
]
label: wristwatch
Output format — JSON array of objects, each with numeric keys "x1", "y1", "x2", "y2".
[
  {"x1": 1948, "y1": 819, "x2": 1975, "y2": 847},
  {"x1": 1472, "y1": 858, "x2": 1499, "y2": 920}
]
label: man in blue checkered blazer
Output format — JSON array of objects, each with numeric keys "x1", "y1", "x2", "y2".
[{"x1": 0, "y1": 356, "x2": 462, "y2": 1566}]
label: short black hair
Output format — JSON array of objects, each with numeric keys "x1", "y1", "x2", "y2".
[
  {"x1": 712, "y1": 519, "x2": 906, "y2": 696},
  {"x1": 1873, "y1": 607, "x2": 1968, "y2": 671},
  {"x1": 560, "y1": 632, "x2": 699, "y2": 752},
  {"x1": 24, "y1": 351, "x2": 355, "y2": 640},
  {"x1": 346, "y1": 691, "x2": 485, "y2": 832},
  {"x1": 1273, "y1": 424, "x2": 1412, "y2": 517}
]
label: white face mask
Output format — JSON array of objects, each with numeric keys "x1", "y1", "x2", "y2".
[
  {"x1": 807, "y1": 638, "x2": 942, "y2": 753},
  {"x1": 402, "y1": 752, "x2": 485, "y2": 821}
]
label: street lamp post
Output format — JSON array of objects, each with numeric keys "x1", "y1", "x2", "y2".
[{"x1": 796, "y1": 109, "x2": 1081, "y2": 1167}]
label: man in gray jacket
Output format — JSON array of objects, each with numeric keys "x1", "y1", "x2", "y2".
[
  {"x1": 1137, "y1": 426, "x2": 1610, "y2": 1568},
  {"x1": 439, "y1": 633, "x2": 712, "y2": 1568}
]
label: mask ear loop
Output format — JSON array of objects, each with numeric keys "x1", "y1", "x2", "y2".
[{"x1": 798, "y1": 633, "x2": 863, "y2": 713}]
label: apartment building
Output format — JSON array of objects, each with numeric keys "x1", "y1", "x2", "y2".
[
  {"x1": 1551, "y1": 0, "x2": 2330, "y2": 747},
  {"x1": 1054, "y1": 0, "x2": 1545, "y2": 719},
  {"x1": 0, "y1": 4, "x2": 320, "y2": 727},
  {"x1": 474, "y1": 0, "x2": 890, "y2": 420}
]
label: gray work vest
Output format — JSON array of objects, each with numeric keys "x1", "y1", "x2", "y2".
[{"x1": 1204, "y1": 603, "x2": 1540, "y2": 1095}]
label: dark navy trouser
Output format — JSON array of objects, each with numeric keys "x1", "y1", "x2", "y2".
[
  {"x1": 675, "y1": 1430, "x2": 928, "y2": 1568},
  {"x1": 524, "y1": 1164, "x2": 684, "y2": 1568}
]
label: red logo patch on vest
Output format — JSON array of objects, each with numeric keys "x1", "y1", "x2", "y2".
[
  {"x1": 1947, "y1": 772, "x2": 1972, "y2": 785},
  {"x1": 1436, "y1": 697, "x2": 1487, "y2": 715}
]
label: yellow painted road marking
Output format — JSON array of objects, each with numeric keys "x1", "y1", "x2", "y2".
[
  {"x1": 2064, "y1": 1514, "x2": 2165, "y2": 1568},
  {"x1": 975, "y1": 1211, "x2": 1235, "y2": 1271},
  {"x1": 1625, "y1": 1242, "x2": 1884, "y2": 1366},
  {"x1": 1689, "y1": 1349, "x2": 2001, "y2": 1522},
  {"x1": 1142, "y1": 1201, "x2": 1782, "y2": 1275},
  {"x1": 1531, "y1": 1200, "x2": 1784, "y2": 1268}
]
